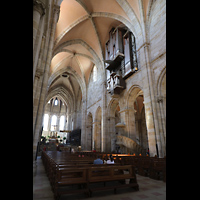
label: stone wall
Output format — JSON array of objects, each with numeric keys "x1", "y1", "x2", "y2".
[
  {"x1": 33, "y1": 0, "x2": 166, "y2": 161},
  {"x1": 81, "y1": 0, "x2": 166, "y2": 156}
]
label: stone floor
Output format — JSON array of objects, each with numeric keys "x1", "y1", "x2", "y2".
[{"x1": 33, "y1": 156, "x2": 166, "y2": 200}]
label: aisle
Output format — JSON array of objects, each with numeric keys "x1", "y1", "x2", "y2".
[
  {"x1": 33, "y1": 156, "x2": 54, "y2": 200},
  {"x1": 33, "y1": 156, "x2": 166, "y2": 200}
]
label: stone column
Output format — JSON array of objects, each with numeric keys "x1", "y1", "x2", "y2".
[
  {"x1": 157, "y1": 96, "x2": 166, "y2": 156},
  {"x1": 33, "y1": 68, "x2": 44, "y2": 139},
  {"x1": 141, "y1": 43, "x2": 157, "y2": 157},
  {"x1": 33, "y1": 35, "x2": 46, "y2": 83},
  {"x1": 119, "y1": 108, "x2": 129, "y2": 137},
  {"x1": 33, "y1": 68, "x2": 43, "y2": 99},
  {"x1": 127, "y1": 108, "x2": 136, "y2": 141},
  {"x1": 48, "y1": 114, "x2": 52, "y2": 133},
  {"x1": 108, "y1": 117, "x2": 115, "y2": 152},
  {"x1": 33, "y1": 0, "x2": 45, "y2": 50},
  {"x1": 96, "y1": 122, "x2": 101, "y2": 152},
  {"x1": 92, "y1": 121, "x2": 101, "y2": 152},
  {"x1": 144, "y1": 42, "x2": 163, "y2": 157},
  {"x1": 101, "y1": 80, "x2": 107, "y2": 152},
  {"x1": 64, "y1": 114, "x2": 67, "y2": 131},
  {"x1": 80, "y1": 99, "x2": 87, "y2": 150},
  {"x1": 92, "y1": 121, "x2": 97, "y2": 150},
  {"x1": 33, "y1": 4, "x2": 60, "y2": 163},
  {"x1": 67, "y1": 114, "x2": 71, "y2": 130},
  {"x1": 57, "y1": 115, "x2": 60, "y2": 131}
]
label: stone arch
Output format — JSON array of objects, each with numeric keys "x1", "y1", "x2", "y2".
[
  {"x1": 107, "y1": 98, "x2": 120, "y2": 117},
  {"x1": 54, "y1": 12, "x2": 143, "y2": 54},
  {"x1": 48, "y1": 65, "x2": 86, "y2": 98},
  {"x1": 45, "y1": 86, "x2": 75, "y2": 132},
  {"x1": 54, "y1": 15, "x2": 89, "y2": 47},
  {"x1": 107, "y1": 98, "x2": 121, "y2": 152},
  {"x1": 126, "y1": 85, "x2": 148, "y2": 150},
  {"x1": 127, "y1": 85, "x2": 143, "y2": 108},
  {"x1": 53, "y1": 39, "x2": 103, "y2": 72},
  {"x1": 46, "y1": 86, "x2": 74, "y2": 115},
  {"x1": 91, "y1": 12, "x2": 142, "y2": 45}
]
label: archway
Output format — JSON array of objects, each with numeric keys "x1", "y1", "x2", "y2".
[
  {"x1": 107, "y1": 99, "x2": 121, "y2": 152},
  {"x1": 127, "y1": 86, "x2": 149, "y2": 154},
  {"x1": 134, "y1": 95, "x2": 149, "y2": 153},
  {"x1": 86, "y1": 112, "x2": 93, "y2": 151}
]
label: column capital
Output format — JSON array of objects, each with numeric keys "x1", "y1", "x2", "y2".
[
  {"x1": 157, "y1": 96, "x2": 163, "y2": 103},
  {"x1": 53, "y1": 4, "x2": 60, "y2": 22},
  {"x1": 33, "y1": 0, "x2": 46, "y2": 16},
  {"x1": 137, "y1": 42, "x2": 150, "y2": 52},
  {"x1": 35, "y1": 68, "x2": 43, "y2": 79}
]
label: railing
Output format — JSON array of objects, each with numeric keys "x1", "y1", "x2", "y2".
[
  {"x1": 116, "y1": 135, "x2": 145, "y2": 155},
  {"x1": 106, "y1": 74, "x2": 125, "y2": 95}
]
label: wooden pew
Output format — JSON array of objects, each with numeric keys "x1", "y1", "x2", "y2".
[
  {"x1": 149, "y1": 158, "x2": 166, "y2": 180},
  {"x1": 52, "y1": 164, "x2": 139, "y2": 199},
  {"x1": 137, "y1": 157, "x2": 151, "y2": 176},
  {"x1": 87, "y1": 165, "x2": 139, "y2": 197},
  {"x1": 54, "y1": 167, "x2": 89, "y2": 200},
  {"x1": 41, "y1": 151, "x2": 140, "y2": 199}
]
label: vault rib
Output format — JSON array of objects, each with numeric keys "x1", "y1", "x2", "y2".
[
  {"x1": 72, "y1": 0, "x2": 104, "y2": 63},
  {"x1": 74, "y1": 55, "x2": 86, "y2": 85},
  {"x1": 53, "y1": 39, "x2": 101, "y2": 68}
]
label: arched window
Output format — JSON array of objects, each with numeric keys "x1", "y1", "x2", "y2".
[
  {"x1": 43, "y1": 114, "x2": 49, "y2": 131},
  {"x1": 51, "y1": 115, "x2": 57, "y2": 131},
  {"x1": 93, "y1": 65, "x2": 97, "y2": 82},
  {"x1": 54, "y1": 99, "x2": 58, "y2": 105},
  {"x1": 59, "y1": 115, "x2": 65, "y2": 131}
]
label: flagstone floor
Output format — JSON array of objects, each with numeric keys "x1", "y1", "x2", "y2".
[{"x1": 33, "y1": 156, "x2": 166, "y2": 200}]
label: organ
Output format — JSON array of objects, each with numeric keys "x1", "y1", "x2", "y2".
[{"x1": 105, "y1": 27, "x2": 138, "y2": 96}]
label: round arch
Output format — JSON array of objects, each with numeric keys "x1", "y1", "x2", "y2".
[
  {"x1": 107, "y1": 98, "x2": 120, "y2": 117},
  {"x1": 126, "y1": 85, "x2": 143, "y2": 109},
  {"x1": 107, "y1": 98, "x2": 121, "y2": 152},
  {"x1": 126, "y1": 85, "x2": 148, "y2": 151}
]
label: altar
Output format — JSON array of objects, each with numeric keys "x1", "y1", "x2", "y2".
[
  {"x1": 41, "y1": 122, "x2": 72, "y2": 147},
  {"x1": 48, "y1": 131, "x2": 59, "y2": 145}
]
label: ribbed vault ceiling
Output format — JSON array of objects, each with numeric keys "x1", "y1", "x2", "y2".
[{"x1": 49, "y1": 0, "x2": 151, "y2": 100}]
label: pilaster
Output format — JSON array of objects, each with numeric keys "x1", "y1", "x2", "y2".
[
  {"x1": 33, "y1": 4, "x2": 60, "y2": 161},
  {"x1": 80, "y1": 99, "x2": 87, "y2": 150},
  {"x1": 141, "y1": 42, "x2": 158, "y2": 157},
  {"x1": 33, "y1": 0, "x2": 45, "y2": 48}
]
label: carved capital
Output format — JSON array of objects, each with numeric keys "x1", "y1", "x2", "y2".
[
  {"x1": 33, "y1": 0, "x2": 46, "y2": 16},
  {"x1": 53, "y1": 4, "x2": 60, "y2": 22},
  {"x1": 157, "y1": 96, "x2": 163, "y2": 103},
  {"x1": 137, "y1": 42, "x2": 150, "y2": 52},
  {"x1": 35, "y1": 68, "x2": 43, "y2": 78}
]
